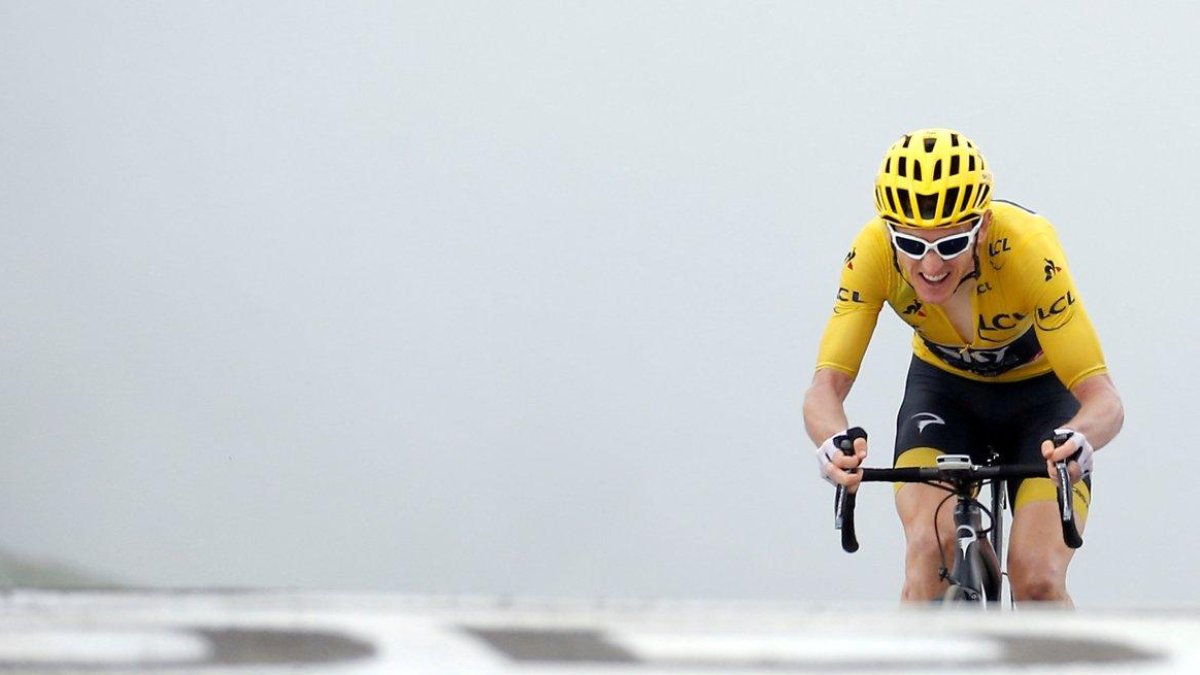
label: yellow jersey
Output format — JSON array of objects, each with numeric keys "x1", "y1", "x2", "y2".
[{"x1": 816, "y1": 200, "x2": 1107, "y2": 389}]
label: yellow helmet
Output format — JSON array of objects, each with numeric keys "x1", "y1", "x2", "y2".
[{"x1": 874, "y1": 128, "x2": 993, "y2": 229}]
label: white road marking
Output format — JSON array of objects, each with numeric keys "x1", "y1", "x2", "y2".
[{"x1": 0, "y1": 592, "x2": 1195, "y2": 673}]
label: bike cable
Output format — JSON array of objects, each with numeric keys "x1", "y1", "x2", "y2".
[{"x1": 932, "y1": 492, "x2": 956, "y2": 582}]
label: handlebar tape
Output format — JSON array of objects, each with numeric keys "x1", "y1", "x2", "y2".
[{"x1": 835, "y1": 427, "x2": 867, "y2": 553}]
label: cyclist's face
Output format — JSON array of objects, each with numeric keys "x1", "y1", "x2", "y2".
[{"x1": 891, "y1": 212, "x2": 990, "y2": 304}]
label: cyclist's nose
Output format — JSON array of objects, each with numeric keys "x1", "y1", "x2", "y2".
[{"x1": 919, "y1": 252, "x2": 946, "y2": 272}]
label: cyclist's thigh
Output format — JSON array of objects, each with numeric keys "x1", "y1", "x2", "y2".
[
  {"x1": 1009, "y1": 500, "x2": 1079, "y2": 572},
  {"x1": 893, "y1": 358, "x2": 976, "y2": 473},
  {"x1": 893, "y1": 358, "x2": 975, "y2": 532},
  {"x1": 895, "y1": 482, "x2": 959, "y2": 540}
]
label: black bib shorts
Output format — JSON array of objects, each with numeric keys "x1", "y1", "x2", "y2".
[{"x1": 893, "y1": 356, "x2": 1087, "y2": 505}]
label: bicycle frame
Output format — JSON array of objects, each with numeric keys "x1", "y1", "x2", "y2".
[{"x1": 944, "y1": 476, "x2": 1003, "y2": 604}]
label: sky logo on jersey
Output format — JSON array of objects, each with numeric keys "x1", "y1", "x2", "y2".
[
  {"x1": 923, "y1": 328, "x2": 1042, "y2": 376},
  {"x1": 1044, "y1": 258, "x2": 1062, "y2": 281},
  {"x1": 910, "y1": 412, "x2": 946, "y2": 433},
  {"x1": 844, "y1": 248, "x2": 856, "y2": 270}
]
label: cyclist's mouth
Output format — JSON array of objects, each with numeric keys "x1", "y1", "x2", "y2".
[{"x1": 919, "y1": 271, "x2": 951, "y2": 285}]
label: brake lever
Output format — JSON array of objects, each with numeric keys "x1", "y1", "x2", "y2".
[
  {"x1": 834, "y1": 427, "x2": 868, "y2": 553},
  {"x1": 1051, "y1": 432, "x2": 1084, "y2": 549}
]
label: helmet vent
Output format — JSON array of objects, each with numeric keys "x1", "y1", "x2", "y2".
[
  {"x1": 901, "y1": 135, "x2": 912, "y2": 148},
  {"x1": 961, "y1": 185, "x2": 974, "y2": 212},
  {"x1": 896, "y1": 188, "x2": 913, "y2": 219},
  {"x1": 968, "y1": 155, "x2": 976, "y2": 171},
  {"x1": 885, "y1": 157, "x2": 892, "y2": 173},
  {"x1": 977, "y1": 184, "x2": 991, "y2": 206},
  {"x1": 916, "y1": 193, "x2": 938, "y2": 220},
  {"x1": 898, "y1": 157, "x2": 907, "y2": 177},
  {"x1": 923, "y1": 137, "x2": 937, "y2": 152},
  {"x1": 942, "y1": 187, "x2": 959, "y2": 218},
  {"x1": 949, "y1": 155, "x2": 960, "y2": 176},
  {"x1": 932, "y1": 160, "x2": 942, "y2": 181},
  {"x1": 886, "y1": 187, "x2": 898, "y2": 214},
  {"x1": 950, "y1": 133, "x2": 960, "y2": 147},
  {"x1": 913, "y1": 160, "x2": 922, "y2": 181}
]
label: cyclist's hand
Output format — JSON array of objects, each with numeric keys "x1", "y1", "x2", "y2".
[
  {"x1": 816, "y1": 429, "x2": 868, "y2": 492},
  {"x1": 1041, "y1": 428, "x2": 1094, "y2": 485}
]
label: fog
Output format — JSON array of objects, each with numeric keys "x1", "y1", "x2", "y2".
[{"x1": 1, "y1": 1, "x2": 1193, "y2": 605}]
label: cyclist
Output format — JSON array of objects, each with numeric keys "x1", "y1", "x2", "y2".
[{"x1": 805, "y1": 128, "x2": 1124, "y2": 605}]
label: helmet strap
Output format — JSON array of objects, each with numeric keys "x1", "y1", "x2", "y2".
[{"x1": 956, "y1": 250, "x2": 981, "y2": 290}]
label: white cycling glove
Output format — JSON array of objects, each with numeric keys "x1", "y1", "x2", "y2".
[
  {"x1": 1054, "y1": 428, "x2": 1095, "y2": 479},
  {"x1": 816, "y1": 429, "x2": 860, "y2": 486}
]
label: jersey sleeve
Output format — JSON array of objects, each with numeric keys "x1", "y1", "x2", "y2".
[
  {"x1": 1016, "y1": 229, "x2": 1108, "y2": 389},
  {"x1": 814, "y1": 223, "x2": 890, "y2": 378}
]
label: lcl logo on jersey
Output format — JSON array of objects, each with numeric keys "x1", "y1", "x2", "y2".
[
  {"x1": 988, "y1": 238, "x2": 1011, "y2": 271},
  {"x1": 1036, "y1": 291, "x2": 1076, "y2": 331},
  {"x1": 844, "y1": 248, "x2": 857, "y2": 270},
  {"x1": 1044, "y1": 258, "x2": 1062, "y2": 281},
  {"x1": 978, "y1": 312, "x2": 1027, "y2": 342},
  {"x1": 903, "y1": 299, "x2": 926, "y2": 318},
  {"x1": 837, "y1": 287, "x2": 865, "y2": 303}
]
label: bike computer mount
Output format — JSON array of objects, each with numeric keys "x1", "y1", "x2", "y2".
[{"x1": 935, "y1": 454, "x2": 973, "y2": 471}]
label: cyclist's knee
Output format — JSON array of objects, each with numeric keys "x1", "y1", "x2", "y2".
[
  {"x1": 1010, "y1": 573, "x2": 1068, "y2": 602},
  {"x1": 1007, "y1": 549, "x2": 1069, "y2": 602}
]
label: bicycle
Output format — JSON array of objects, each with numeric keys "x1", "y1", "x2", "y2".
[{"x1": 832, "y1": 429, "x2": 1084, "y2": 606}]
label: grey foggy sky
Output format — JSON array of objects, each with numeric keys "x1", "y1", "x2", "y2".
[{"x1": 0, "y1": 2, "x2": 1194, "y2": 605}]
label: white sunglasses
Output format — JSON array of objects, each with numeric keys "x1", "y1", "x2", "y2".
[{"x1": 888, "y1": 220, "x2": 982, "y2": 261}]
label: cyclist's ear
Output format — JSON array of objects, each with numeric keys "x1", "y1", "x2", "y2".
[{"x1": 977, "y1": 210, "x2": 992, "y2": 249}]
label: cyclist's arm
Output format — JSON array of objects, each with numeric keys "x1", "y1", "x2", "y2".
[
  {"x1": 1040, "y1": 372, "x2": 1123, "y2": 481},
  {"x1": 1056, "y1": 372, "x2": 1124, "y2": 453},
  {"x1": 806, "y1": 367, "x2": 868, "y2": 489},
  {"x1": 807, "y1": 221, "x2": 888, "y2": 447},
  {"x1": 804, "y1": 367, "x2": 854, "y2": 446},
  {"x1": 808, "y1": 221, "x2": 890, "y2": 430}
]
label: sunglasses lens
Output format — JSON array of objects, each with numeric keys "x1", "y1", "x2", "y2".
[
  {"x1": 935, "y1": 235, "x2": 971, "y2": 257},
  {"x1": 894, "y1": 237, "x2": 929, "y2": 257}
]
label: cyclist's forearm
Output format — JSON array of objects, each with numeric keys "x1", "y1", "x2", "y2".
[
  {"x1": 803, "y1": 368, "x2": 854, "y2": 446},
  {"x1": 1064, "y1": 373, "x2": 1124, "y2": 451}
]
